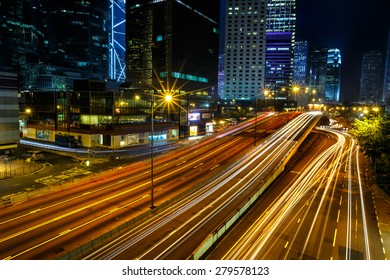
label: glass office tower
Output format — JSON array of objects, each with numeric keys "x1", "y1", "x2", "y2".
[
  {"x1": 383, "y1": 28, "x2": 390, "y2": 111},
  {"x1": 325, "y1": 48, "x2": 341, "y2": 102},
  {"x1": 44, "y1": 0, "x2": 109, "y2": 79},
  {"x1": 126, "y1": 0, "x2": 219, "y2": 93},
  {"x1": 292, "y1": 40, "x2": 308, "y2": 86},
  {"x1": 109, "y1": 0, "x2": 127, "y2": 82},
  {"x1": 360, "y1": 51, "x2": 383, "y2": 103}
]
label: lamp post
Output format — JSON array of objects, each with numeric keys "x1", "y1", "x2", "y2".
[
  {"x1": 129, "y1": 80, "x2": 175, "y2": 209},
  {"x1": 147, "y1": 93, "x2": 172, "y2": 209},
  {"x1": 254, "y1": 99, "x2": 257, "y2": 147},
  {"x1": 264, "y1": 89, "x2": 269, "y2": 111},
  {"x1": 150, "y1": 99, "x2": 156, "y2": 208},
  {"x1": 292, "y1": 85, "x2": 300, "y2": 108}
]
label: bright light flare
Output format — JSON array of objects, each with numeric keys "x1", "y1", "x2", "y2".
[{"x1": 165, "y1": 94, "x2": 172, "y2": 102}]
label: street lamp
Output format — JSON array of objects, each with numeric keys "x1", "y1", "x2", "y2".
[
  {"x1": 292, "y1": 85, "x2": 300, "y2": 107},
  {"x1": 148, "y1": 93, "x2": 172, "y2": 209},
  {"x1": 264, "y1": 89, "x2": 269, "y2": 111}
]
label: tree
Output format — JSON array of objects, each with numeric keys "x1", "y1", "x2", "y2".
[{"x1": 351, "y1": 113, "x2": 390, "y2": 168}]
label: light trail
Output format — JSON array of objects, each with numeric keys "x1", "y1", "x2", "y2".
[
  {"x1": 1, "y1": 120, "x2": 255, "y2": 259},
  {"x1": 221, "y1": 127, "x2": 373, "y2": 260},
  {"x1": 86, "y1": 112, "x2": 321, "y2": 259}
]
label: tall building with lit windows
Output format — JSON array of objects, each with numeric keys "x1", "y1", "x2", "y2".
[
  {"x1": 0, "y1": 0, "x2": 110, "y2": 89},
  {"x1": 265, "y1": 0, "x2": 296, "y2": 99},
  {"x1": 325, "y1": 48, "x2": 341, "y2": 102},
  {"x1": 383, "y1": 28, "x2": 390, "y2": 111},
  {"x1": 0, "y1": 69, "x2": 19, "y2": 151},
  {"x1": 0, "y1": 0, "x2": 45, "y2": 88},
  {"x1": 223, "y1": 0, "x2": 267, "y2": 100},
  {"x1": 44, "y1": 0, "x2": 109, "y2": 79},
  {"x1": 292, "y1": 40, "x2": 308, "y2": 106},
  {"x1": 360, "y1": 51, "x2": 383, "y2": 103},
  {"x1": 307, "y1": 46, "x2": 328, "y2": 102},
  {"x1": 126, "y1": 0, "x2": 219, "y2": 93},
  {"x1": 292, "y1": 41, "x2": 308, "y2": 86},
  {"x1": 126, "y1": 0, "x2": 219, "y2": 136}
]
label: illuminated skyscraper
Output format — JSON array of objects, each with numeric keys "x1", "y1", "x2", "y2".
[
  {"x1": 325, "y1": 48, "x2": 341, "y2": 102},
  {"x1": 126, "y1": 0, "x2": 219, "y2": 136},
  {"x1": 292, "y1": 40, "x2": 308, "y2": 106},
  {"x1": 307, "y1": 46, "x2": 328, "y2": 102},
  {"x1": 0, "y1": 0, "x2": 45, "y2": 87},
  {"x1": 383, "y1": 28, "x2": 390, "y2": 111},
  {"x1": 265, "y1": 0, "x2": 296, "y2": 98},
  {"x1": 1, "y1": 0, "x2": 110, "y2": 89},
  {"x1": 292, "y1": 41, "x2": 308, "y2": 86},
  {"x1": 44, "y1": 0, "x2": 109, "y2": 78},
  {"x1": 223, "y1": 0, "x2": 267, "y2": 100},
  {"x1": 218, "y1": 54, "x2": 225, "y2": 99},
  {"x1": 360, "y1": 51, "x2": 383, "y2": 103},
  {"x1": 0, "y1": 69, "x2": 19, "y2": 150},
  {"x1": 126, "y1": 0, "x2": 218, "y2": 92}
]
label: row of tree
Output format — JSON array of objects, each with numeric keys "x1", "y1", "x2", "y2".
[{"x1": 351, "y1": 113, "x2": 390, "y2": 169}]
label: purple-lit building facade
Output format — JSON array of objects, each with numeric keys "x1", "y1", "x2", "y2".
[{"x1": 264, "y1": 0, "x2": 296, "y2": 104}]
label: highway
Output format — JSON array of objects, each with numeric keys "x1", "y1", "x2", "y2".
[
  {"x1": 85, "y1": 112, "x2": 321, "y2": 259},
  {"x1": 206, "y1": 128, "x2": 386, "y2": 260},
  {"x1": 0, "y1": 112, "x2": 294, "y2": 259}
]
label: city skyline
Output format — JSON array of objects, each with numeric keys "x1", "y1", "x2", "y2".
[
  {"x1": 296, "y1": 0, "x2": 390, "y2": 102},
  {"x1": 220, "y1": 0, "x2": 390, "y2": 102}
]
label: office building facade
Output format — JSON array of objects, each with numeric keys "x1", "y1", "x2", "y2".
[
  {"x1": 126, "y1": 0, "x2": 219, "y2": 136},
  {"x1": 44, "y1": 0, "x2": 109, "y2": 80},
  {"x1": 292, "y1": 40, "x2": 308, "y2": 86},
  {"x1": 0, "y1": 70, "x2": 19, "y2": 152},
  {"x1": 223, "y1": 0, "x2": 267, "y2": 100},
  {"x1": 0, "y1": 0, "x2": 110, "y2": 90},
  {"x1": 325, "y1": 48, "x2": 341, "y2": 102},
  {"x1": 126, "y1": 0, "x2": 218, "y2": 92},
  {"x1": 307, "y1": 46, "x2": 328, "y2": 103},
  {"x1": 265, "y1": 0, "x2": 296, "y2": 99},
  {"x1": 383, "y1": 28, "x2": 390, "y2": 111},
  {"x1": 218, "y1": 54, "x2": 225, "y2": 99},
  {"x1": 360, "y1": 51, "x2": 383, "y2": 103},
  {"x1": 0, "y1": 0, "x2": 45, "y2": 88}
]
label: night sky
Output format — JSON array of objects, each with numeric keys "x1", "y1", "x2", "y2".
[{"x1": 296, "y1": 0, "x2": 390, "y2": 102}]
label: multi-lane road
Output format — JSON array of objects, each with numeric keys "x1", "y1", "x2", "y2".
[
  {"x1": 206, "y1": 128, "x2": 387, "y2": 260},
  {"x1": 1, "y1": 111, "x2": 386, "y2": 260},
  {"x1": 0, "y1": 112, "x2": 294, "y2": 259},
  {"x1": 85, "y1": 112, "x2": 321, "y2": 259}
]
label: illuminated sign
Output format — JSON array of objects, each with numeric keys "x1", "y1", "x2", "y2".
[
  {"x1": 202, "y1": 113, "x2": 211, "y2": 119},
  {"x1": 188, "y1": 113, "x2": 200, "y2": 121}
]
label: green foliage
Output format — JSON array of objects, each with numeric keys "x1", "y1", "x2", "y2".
[{"x1": 351, "y1": 113, "x2": 390, "y2": 164}]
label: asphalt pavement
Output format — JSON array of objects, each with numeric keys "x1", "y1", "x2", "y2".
[{"x1": 0, "y1": 137, "x2": 201, "y2": 197}]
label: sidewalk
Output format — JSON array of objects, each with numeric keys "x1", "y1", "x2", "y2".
[
  {"x1": 0, "y1": 159, "x2": 42, "y2": 181},
  {"x1": 364, "y1": 155, "x2": 390, "y2": 260},
  {"x1": 370, "y1": 182, "x2": 390, "y2": 260}
]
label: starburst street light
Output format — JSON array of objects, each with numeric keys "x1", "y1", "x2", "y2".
[
  {"x1": 135, "y1": 91, "x2": 174, "y2": 209},
  {"x1": 292, "y1": 84, "x2": 300, "y2": 101}
]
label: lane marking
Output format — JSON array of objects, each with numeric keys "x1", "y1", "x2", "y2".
[{"x1": 333, "y1": 229, "x2": 337, "y2": 247}]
